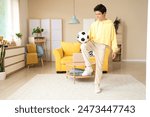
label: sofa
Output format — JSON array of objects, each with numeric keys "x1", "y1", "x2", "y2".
[{"x1": 53, "y1": 42, "x2": 110, "y2": 73}]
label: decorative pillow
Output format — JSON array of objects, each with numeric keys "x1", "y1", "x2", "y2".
[
  {"x1": 36, "y1": 45, "x2": 44, "y2": 57},
  {"x1": 27, "y1": 44, "x2": 37, "y2": 53},
  {"x1": 61, "y1": 42, "x2": 81, "y2": 56}
]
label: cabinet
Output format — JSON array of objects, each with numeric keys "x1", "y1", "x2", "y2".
[
  {"x1": 5, "y1": 46, "x2": 25, "y2": 75},
  {"x1": 29, "y1": 19, "x2": 62, "y2": 61},
  {"x1": 83, "y1": 18, "x2": 95, "y2": 32},
  {"x1": 51, "y1": 19, "x2": 62, "y2": 61}
]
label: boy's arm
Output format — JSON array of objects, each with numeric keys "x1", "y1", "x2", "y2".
[
  {"x1": 111, "y1": 24, "x2": 119, "y2": 53},
  {"x1": 111, "y1": 24, "x2": 119, "y2": 59}
]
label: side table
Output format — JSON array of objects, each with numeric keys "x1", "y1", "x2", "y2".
[{"x1": 34, "y1": 38, "x2": 47, "y2": 61}]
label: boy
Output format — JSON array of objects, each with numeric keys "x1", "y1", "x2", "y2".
[{"x1": 81, "y1": 4, "x2": 119, "y2": 93}]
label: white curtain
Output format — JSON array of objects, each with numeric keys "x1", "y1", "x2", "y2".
[{"x1": 0, "y1": 0, "x2": 20, "y2": 41}]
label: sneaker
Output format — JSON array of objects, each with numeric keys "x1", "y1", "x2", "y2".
[
  {"x1": 95, "y1": 84, "x2": 102, "y2": 94},
  {"x1": 82, "y1": 67, "x2": 93, "y2": 76}
]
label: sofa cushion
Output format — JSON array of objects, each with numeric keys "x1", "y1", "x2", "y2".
[
  {"x1": 61, "y1": 42, "x2": 81, "y2": 56},
  {"x1": 61, "y1": 56, "x2": 72, "y2": 64},
  {"x1": 61, "y1": 56, "x2": 95, "y2": 65},
  {"x1": 89, "y1": 57, "x2": 95, "y2": 63}
]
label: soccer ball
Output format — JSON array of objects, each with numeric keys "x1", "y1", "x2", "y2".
[{"x1": 77, "y1": 31, "x2": 89, "y2": 44}]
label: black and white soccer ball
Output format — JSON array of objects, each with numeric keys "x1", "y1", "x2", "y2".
[{"x1": 77, "y1": 31, "x2": 89, "y2": 44}]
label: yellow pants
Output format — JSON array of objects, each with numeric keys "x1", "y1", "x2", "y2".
[{"x1": 80, "y1": 41, "x2": 106, "y2": 85}]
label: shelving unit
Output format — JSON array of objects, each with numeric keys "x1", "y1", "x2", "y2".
[{"x1": 113, "y1": 24, "x2": 123, "y2": 62}]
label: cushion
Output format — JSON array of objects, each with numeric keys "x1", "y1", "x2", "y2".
[
  {"x1": 27, "y1": 44, "x2": 37, "y2": 53},
  {"x1": 61, "y1": 42, "x2": 81, "y2": 56},
  {"x1": 61, "y1": 56, "x2": 95, "y2": 65},
  {"x1": 36, "y1": 45, "x2": 44, "y2": 57},
  {"x1": 26, "y1": 53, "x2": 38, "y2": 64},
  {"x1": 61, "y1": 56, "x2": 72, "y2": 64}
]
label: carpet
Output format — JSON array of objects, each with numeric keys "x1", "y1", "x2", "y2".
[{"x1": 7, "y1": 74, "x2": 146, "y2": 100}]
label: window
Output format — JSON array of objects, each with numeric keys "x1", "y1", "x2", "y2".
[{"x1": 0, "y1": 0, "x2": 20, "y2": 42}]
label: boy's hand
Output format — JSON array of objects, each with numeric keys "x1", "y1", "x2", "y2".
[{"x1": 112, "y1": 52, "x2": 116, "y2": 59}]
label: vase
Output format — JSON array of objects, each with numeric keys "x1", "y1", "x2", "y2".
[
  {"x1": 29, "y1": 37, "x2": 35, "y2": 44},
  {"x1": 11, "y1": 38, "x2": 16, "y2": 46},
  {"x1": 16, "y1": 38, "x2": 22, "y2": 46},
  {"x1": 0, "y1": 72, "x2": 6, "y2": 80}
]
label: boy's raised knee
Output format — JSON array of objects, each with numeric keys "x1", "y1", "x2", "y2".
[{"x1": 80, "y1": 43, "x2": 87, "y2": 50}]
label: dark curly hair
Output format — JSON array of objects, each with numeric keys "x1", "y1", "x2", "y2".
[{"x1": 94, "y1": 4, "x2": 107, "y2": 14}]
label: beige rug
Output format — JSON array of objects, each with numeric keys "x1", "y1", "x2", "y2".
[{"x1": 7, "y1": 74, "x2": 145, "y2": 100}]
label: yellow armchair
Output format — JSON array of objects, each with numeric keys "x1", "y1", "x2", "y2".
[
  {"x1": 53, "y1": 42, "x2": 110, "y2": 73},
  {"x1": 26, "y1": 43, "x2": 38, "y2": 66},
  {"x1": 26, "y1": 43, "x2": 44, "y2": 67}
]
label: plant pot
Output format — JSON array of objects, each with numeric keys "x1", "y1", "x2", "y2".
[
  {"x1": 16, "y1": 38, "x2": 22, "y2": 46},
  {"x1": 11, "y1": 38, "x2": 16, "y2": 46},
  {"x1": 0, "y1": 72, "x2": 6, "y2": 80},
  {"x1": 29, "y1": 37, "x2": 35, "y2": 44}
]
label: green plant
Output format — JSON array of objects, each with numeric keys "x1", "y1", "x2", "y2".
[
  {"x1": 16, "y1": 33, "x2": 23, "y2": 38},
  {"x1": 32, "y1": 27, "x2": 44, "y2": 36},
  {"x1": 114, "y1": 17, "x2": 121, "y2": 34},
  {"x1": 0, "y1": 37, "x2": 8, "y2": 72}
]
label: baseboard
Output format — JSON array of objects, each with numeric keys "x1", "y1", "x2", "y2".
[
  {"x1": 57, "y1": 71, "x2": 108, "y2": 74},
  {"x1": 122, "y1": 59, "x2": 146, "y2": 62}
]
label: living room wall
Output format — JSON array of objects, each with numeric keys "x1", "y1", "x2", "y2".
[{"x1": 28, "y1": 0, "x2": 148, "y2": 61}]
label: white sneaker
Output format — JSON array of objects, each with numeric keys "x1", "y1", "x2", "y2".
[
  {"x1": 95, "y1": 84, "x2": 102, "y2": 94},
  {"x1": 82, "y1": 67, "x2": 93, "y2": 76}
]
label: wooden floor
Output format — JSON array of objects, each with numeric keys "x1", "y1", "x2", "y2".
[{"x1": 0, "y1": 61, "x2": 146, "y2": 99}]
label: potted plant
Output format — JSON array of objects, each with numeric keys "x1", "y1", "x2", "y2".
[
  {"x1": 0, "y1": 36, "x2": 8, "y2": 80},
  {"x1": 113, "y1": 17, "x2": 121, "y2": 34},
  {"x1": 32, "y1": 27, "x2": 44, "y2": 39},
  {"x1": 15, "y1": 33, "x2": 23, "y2": 46},
  {"x1": 16, "y1": 33, "x2": 23, "y2": 39}
]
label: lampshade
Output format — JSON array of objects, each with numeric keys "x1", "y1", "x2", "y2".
[
  {"x1": 69, "y1": 0, "x2": 80, "y2": 24},
  {"x1": 69, "y1": 16, "x2": 80, "y2": 24}
]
